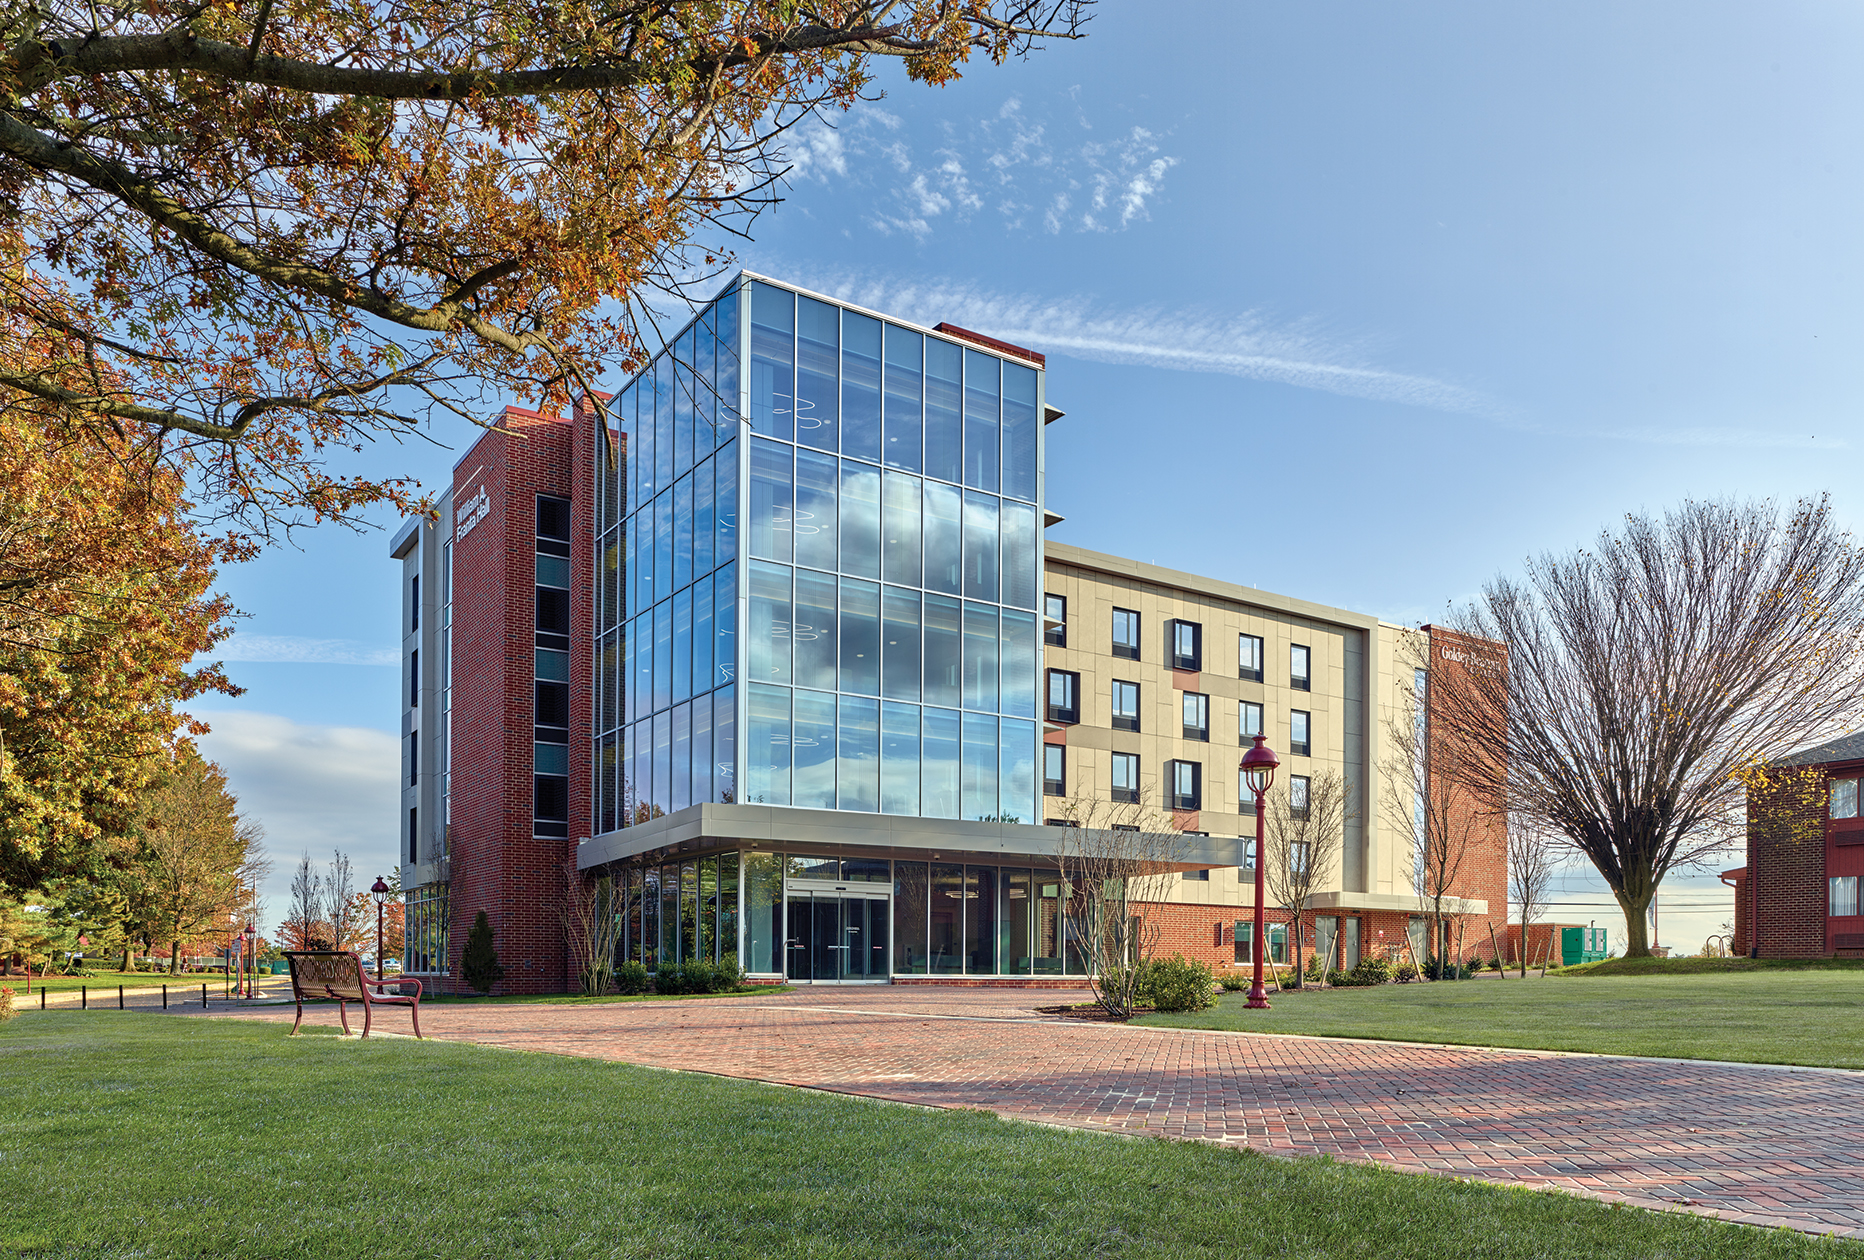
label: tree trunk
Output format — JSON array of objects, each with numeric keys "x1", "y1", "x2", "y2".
[
  {"x1": 1518, "y1": 914, "x2": 1529, "y2": 977},
  {"x1": 169, "y1": 942, "x2": 181, "y2": 974},
  {"x1": 1291, "y1": 919, "x2": 1304, "y2": 990},
  {"x1": 1618, "y1": 891, "x2": 1654, "y2": 957}
]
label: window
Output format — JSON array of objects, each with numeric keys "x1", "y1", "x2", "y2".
[
  {"x1": 1291, "y1": 643, "x2": 1311, "y2": 691},
  {"x1": 1046, "y1": 670, "x2": 1080, "y2": 724},
  {"x1": 1290, "y1": 774, "x2": 1310, "y2": 816},
  {"x1": 1170, "y1": 619, "x2": 1202, "y2": 671},
  {"x1": 408, "y1": 730, "x2": 418, "y2": 786},
  {"x1": 1111, "y1": 681, "x2": 1140, "y2": 732},
  {"x1": 1183, "y1": 869, "x2": 1210, "y2": 882},
  {"x1": 1239, "y1": 837, "x2": 1258, "y2": 870},
  {"x1": 1111, "y1": 752, "x2": 1139, "y2": 803},
  {"x1": 1834, "y1": 778, "x2": 1860, "y2": 820},
  {"x1": 1168, "y1": 759, "x2": 1202, "y2": 811},
  {"x1": 1182, "y1": 693, "x2": 1210, "y2": 742},
  {"x1": 1112, "y1": 608, "x2": 1140, "y2": 660},
  {"x1": 1289, "y1": 840, "x2": 1311, "y2": 876},
  {"x1": 1239, "y1": 633, "x2": 1262, "y2": 682},
  {"x1": 1043, "y1": 745, "x2": 1066, "y2": 796},
  {"x1": 1833, "y1": 876, "x2": 1860, "y2": 917},
  {"x1": 1240, "y1": 701, "x2": 1263, "y2": 741},
  {"x1": 1234, "y1": 919, "x2": 1283, "y2": 963},
  {"x1": 411, "y1": 574, "x2": 420, "y2": 632},
  {"x1": 536, "y1": 494, "x2": 571, "y2": 549},
  {"x1": 407, "y1": 806, "x2": 417, "y2": 864},
  {"x1": 409, "y1": 649, "x2": 420, "y2": 709},
  {"x1": 1044, "y1": 594, "x2": 1067, "y2": 647},
  {"x1": 1290, "y1": 710, "x2": 1310, "y2": 756},
  {"x1": 1237, "y1": 767, "x2": 1259, "y2": 814}
]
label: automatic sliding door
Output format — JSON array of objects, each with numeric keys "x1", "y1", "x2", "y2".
[{"x1": 784, "y1": 889, "x2": 893, "y2": 982}]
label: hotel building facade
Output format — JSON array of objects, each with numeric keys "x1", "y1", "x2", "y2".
[{"x1": 391, "y1": 273, "x2": 1503, "y2": 992}]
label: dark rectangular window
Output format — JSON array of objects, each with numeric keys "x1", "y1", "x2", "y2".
[
  {"x1": 534, "y1": 776, "x2": 569, "y2": 831},
  {"x1": 1239, "y1": 633, "x2": 1262, "y2": 682},
  {"x1": 536, "y1": 587, "x2": 571, "y2": 638},
  {"x1": 1044, "y1": 593, "x2": 1067, "y2": 647},
  {"x1": 1290, "y1": 774, "x2": 1311, "y2": 816},
  {"x1": 1170, "y1": 619, "x2": 1202, "y2": 671},
  {"x1": 537, "y1": 494, "x2": 571, "y2": 542},
  {"x1": 1111, "y1": 680, "x2": 1140, "y2": 732},
  {"x1": 1183, "y1": 868, "x2": 1209, "y2": 882},
  {"x1": 535, "y1": 680, "x2": 570, "y2": 733},
  {"x1": 1240, "y1": 701, "x2": 1263, "y2": 740},
  {"x1": 409, "y1": 649, "x2": 419, "y2": 709},
  {"x1": 407, "y1": 807, "x2": 418, "y2": 863},
  {"x1": 1291, "y1": 643, "x2": 1311, "y2": 691},
  {"x1": 1290, "y1": 709, "x2": 1311, "y2": 756},
  {"x1": 1112, "y1": 608, "x2": 1140, "y2": 660},
  {"x1": 1043, "y1": 745, "x2": 1065, "y2": 796},
  {"x1": 1182, "y1": 692, "x2": 1209, "y2": 742},
  {"x1": 1238, "y1": 766, "x2": 1259, "y2": 815},
  {"x1": 1046, "y1": 670, "x2": 1080, "y2": 724},
  {"x1": 1111, "y1": 752, "x2": 1139, "y2": 803},
  {"x1": 411, "y1": 574, "x2": 420, "y2": 632},
  {"x1": 408, "y1": 730, "x2": 418, "y2": 786},
  {"x1": 1168, "y1": 759, "x2": 1201, "y2": 811}
]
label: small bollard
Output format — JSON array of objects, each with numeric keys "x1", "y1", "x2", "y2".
[
  {"x1": 39, "y1": 989, "x2": 45, "y2": 1010},
  {"x1": 201, "y1": 983, "x2": 207, "y2": 1008},
  {"x1": 162, "y1": 984, "x2": 168, "y2": 1009},
  {"x1": 118, "y1": 985, "x2": 124, "y2": 1010},
  {"x1": 81, "y1": 986, "x2": 86, "y2": 1010}
]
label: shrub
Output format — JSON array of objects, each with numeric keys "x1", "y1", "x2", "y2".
[
  {"x1": 1347, "y1": 957, "x2": 1392, "y2": 986},
  {"x1": 1303, "y1": 952, "x2": 1325, "y2": 981},
  {"x1": 614, "y1": 960, "x2": 650, "y2": 996},
  {"x1": 713, "y1": 953, "x2": 746, "y2": 991},
  {"x1": 1218, "y1": 971, "x2": 1250, "y2": 992},
  {"x1": 460, "y1": 911, "x2": 504, "y2": 994},
  {"x1": 0, "y1": 987, "x2": 14, "y2": 1023},
  {"x1": 1144, "y1": 954, "x2": 1215, "y2": 1013},
  {"x1": 1394, "y1": 961, "x2": 1421, "y2": 983}
]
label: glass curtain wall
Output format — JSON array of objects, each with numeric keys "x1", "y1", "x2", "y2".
[
  {"x1": 616, "y1": 852, "x2": 742, "y2": 970},
  {"x1": 593, "y1": 414, "x2": 623, "y2": 834},
  {"x1": 740, "y1": 278, "x2": 1042, "y2": 823},
  {"x1": 606, "y1": 289, "x2": 741, "y2": 824}
]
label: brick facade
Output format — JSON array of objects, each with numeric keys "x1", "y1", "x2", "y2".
[
  {"x1": 1740, "y1": 749, "x2": 1864, "y2": 959},
  {"x1": 442, "y1": 404, "x2": 595, "y2": 994}
]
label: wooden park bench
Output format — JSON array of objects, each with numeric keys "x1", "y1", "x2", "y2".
[{"x1": 283, "y1": 951, "x2": 424, "y2": 1039}]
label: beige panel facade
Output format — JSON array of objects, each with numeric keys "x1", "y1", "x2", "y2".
[{"x1": 1040, "y1": 543, "x2": 1467, "y2": 916}]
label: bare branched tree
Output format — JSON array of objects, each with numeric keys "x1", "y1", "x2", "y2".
[
  {"x1": 1507, "y1": 814, "x2": 1559, "y2": 977},
  {"x1": 1383, "y1": 651, "x2": 1492, "y2": 971},
  {"x1": 285, "y1": 853, "x2": 322, "y2": 951},
  {"x1": 562, "y1": 863, "x2": 630, "y2": 996},
  {"x1": 323, "y1": 850, "x2": 356, "y2": 953},
  {"x1": 1263, "y1": 769, "x2": 1353, "y2": 988},
  {"x1": 1050, "y1": 788, "x2": 1183, "y2": 1019},
  {"x1": 1434, "y1": 496, "x2": 1864, "y2": 957}
]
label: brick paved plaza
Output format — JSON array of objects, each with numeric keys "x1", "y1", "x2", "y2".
[{"x1": 152, "y1": 984, "x2": 1864, "y2": 1238}]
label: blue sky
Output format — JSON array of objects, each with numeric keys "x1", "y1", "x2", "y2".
[{"x1": 198, "y1": 1, "x2": 1862, "y2": 951}]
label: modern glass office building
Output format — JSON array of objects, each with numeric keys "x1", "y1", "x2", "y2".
[{"x1": 586, "y1": 273, "x2": 1058, "y2": 981}]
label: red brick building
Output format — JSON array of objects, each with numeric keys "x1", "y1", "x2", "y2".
[{"x1": 1726, "y1": 731, "x2": 1864, "y2": 958}]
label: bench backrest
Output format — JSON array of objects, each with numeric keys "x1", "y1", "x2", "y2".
[{"x1": 285, "y1": 951, "x2": 368, "y2": 1002}]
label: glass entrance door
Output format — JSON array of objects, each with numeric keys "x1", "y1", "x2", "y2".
[{"x1": 785, "y1": 892, "x2": 890, "y2": 982}]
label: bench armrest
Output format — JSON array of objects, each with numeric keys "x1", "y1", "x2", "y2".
[{"x1": 367, "y1": 976, "x2": 422, "y2": 997}]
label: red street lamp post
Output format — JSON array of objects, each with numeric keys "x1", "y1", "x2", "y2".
[
  {"x1": 1240, "y1": 734, "x2": 1281, "y2": 1010},
  {"x1": 371, "y1": 877, "x2": 391, "y2": 981},
  {"x1": 241, "y1": 922, "x2": 256, "y2": 998}
]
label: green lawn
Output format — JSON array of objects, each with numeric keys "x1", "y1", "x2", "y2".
[
  {"x1": 1138, "y1": 970, "x2": 1864, "y2": 1067},
  {"x1": 2, "y1": 1014, "x2": 1850, "y2": 1259}
]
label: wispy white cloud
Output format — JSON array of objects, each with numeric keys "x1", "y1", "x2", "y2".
[
  {"x1": 783, "y1": 96, "x2": 1178, "y2": 240},
  {"x1": 810, "y1": 271, "x2": 1500, "y2": 418},
  {"x1": 212, "y1": 634, "x2": 399, "y2": 666},
  {"x1": 193, "y1": 711, "x2": 400, "y2": 924}
]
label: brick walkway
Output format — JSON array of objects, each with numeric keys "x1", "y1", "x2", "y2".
[{"x1": 138, "y1": 984, "x2": 1864, "y2": 1237}]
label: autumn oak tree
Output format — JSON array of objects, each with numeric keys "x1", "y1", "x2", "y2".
[{"x1": 1, "y1": 0, "x2": 1089, "y2": 531}]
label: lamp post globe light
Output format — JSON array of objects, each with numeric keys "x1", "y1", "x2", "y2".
[
  {"x1": 1239, "y1": 735, "x2": 1281, "y2": 1010},
  {"x1": 371, "y1": 877, "x2": 391, "y2": 981}
]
